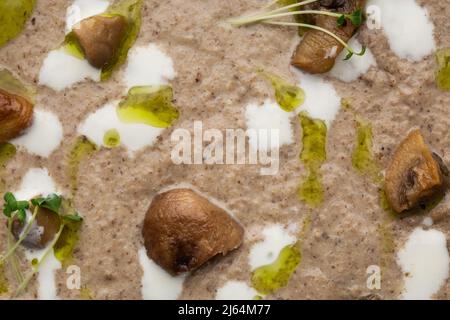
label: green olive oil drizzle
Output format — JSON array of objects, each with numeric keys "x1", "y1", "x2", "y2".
[
  {"x1": 0, "y1": 262, "x2": 8, "y2": 295},
  {"x1": 0, "y1": 69, "x2": 35, "y2": 103},
  {"x1": 436, "y1": 48, "x2": 450, "y2": 91},
  {"x1": 351, "y1": 118, "x2": 383, "y2": 184},
  {"x1": 251, "y1": 215, "x2": 311, "y2": 297},
  {"x1": 54, "y1": 219, "x2": 82, "y2": 268},
  {"x1": 0, "y1": 143, "x2": 16, "y2": 194},
  {"x1": 117, "y1": 85, "x2": 180, "y2": 128},
  {"x1": 68, "y1": 136, "x2": 98, "y2": 195},
  {"x1": 257, "y1": 69, "x2": 305, "y2": 112},
  {"x1": 0, "y1": 143, "x2": 16, "y2": 169},
  {"x1": 80, "y1": 285, "x2": 95, "y2": 299},
  {"x1": 0, "y1": 0, "x2": 36, "y2": 48},
  {"x1": 103, "y1": 129, "x2": 121, "y2": 148},
  {"x1": 298, "y1": 112, "x2": 327, "y2": 207},
  {"x1": 251, "y1": 244, "x2": 301, "y2": 295}
]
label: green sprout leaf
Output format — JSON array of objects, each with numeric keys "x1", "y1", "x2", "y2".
[
  {"x1": 344, "y1": 51, "x2": 354, "y2": 60},
  {"x1": 31, "y1": 193, "x2": 62, "y2": 214},
  {"x1": 337, "y1": 10, "x2": 363, "y2": 28},
  {"x1": 3, "y1": 192, "x2": 16, "y2": 217},
  {"x1": 3, "y1": 192, "x2": 29, "y2": 220},
  {"x1": 347, "y1": 9, "x2": 363, "y2": 27},
  {"x1": 337, "y1": 14, "x2": 346, "y2": 26}
]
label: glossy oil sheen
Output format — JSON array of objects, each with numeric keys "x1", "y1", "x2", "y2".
[
  {"x1": 0, "y1": 0, "x2": 36, "y2": 48},
  {"x1": 117, "y1": 85, "x2": 179, "y2": 128},
  {"x1": 298, "y1": 113, "x2": 327, "y2": 207},
  {"x1": 251, "y1": 244, "x2": 301, "y2": 295}
]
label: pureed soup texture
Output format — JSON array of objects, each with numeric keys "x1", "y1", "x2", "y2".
[{"x1": 0, "y1": 0, "x2": 450, "y2": 301}]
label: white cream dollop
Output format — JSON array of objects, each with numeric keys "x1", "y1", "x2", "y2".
[
  {"x1": 38, "y1": 49, "x2": 101, "y2": 91},
  {"x1": 249, "y1": 224, "x2": 297, "y2": 270},
  {"x1": 366, "y1": 0, "x2": 435, "y2": 61},
  {"x1": 397, "y1": 227, "x2": 449, "y2": 300},
  {"x1": 11, "y1": 109, "x2": 63, "y2": 158},
  {"x1": 78, "y1": 102, "x2": 163, "y2": 155},
  {"x1": 329, "y1": 38, "x2": 377, "y2": 82},
  {"x1": 14, "y1": 168, "x2": 62, "y2": 300},
  {"x1": 138, "y1": 247, "x2": 185, "y2": 300},
  {"x1": 291, "y1": 69, "x2": 341, "y2": 126},
  {"x1": 245, "y1": 99, "x2": 294, "y2": 151},
  {"x1": 14, "y1": 168, "x2": 59, "y2": 200},
  {"x1": 25, "y1": 249, "x2": 61, "y2": 300},
  {"x1": 65, "y1": 0, "x2": 110, "y2": 33},
  {"x1": 216, "y1": 280, "x2": 257, "y2": 300},
  {"x1": 123, "y1": 43, "x2": 176, "y2": 90}
]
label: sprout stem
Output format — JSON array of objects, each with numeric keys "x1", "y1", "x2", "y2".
[
  {"x1": 229, "y1": 0, "x2": 319, "y2": 26},
  {"x1": 7, "y1": 216, "x2": 23, "y2": 283},
  {"x1": 14, "y1": 223, "x2": 65, "y2": 297},
  {"x1": 0, "y1": 206, "x2": 39, "y2": 264},
  {"x1": 263, "y1": 20, "x2": 365, "y2": 57},
  {"x1": 231, "y1": 10, "x2": 342, "y2": 26}
]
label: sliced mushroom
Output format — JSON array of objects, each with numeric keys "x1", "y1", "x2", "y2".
[
  {"x1": 385, "y1": 130, "x2": 447, "y2": 213},
  {"x1": 72, "y1": 15, "x2": 127, "y2": 69},
  {"x1": 291, "y1": 0, "x2": 365, "y2": 74},
  {"x1": 142, "y1": 188, "x2": 244, "y2": 275},
  {"x1": 0, "y1": 88, "x2": 34, "y2": 143},
  {"x1": 12, "y1": 206, "x2": 61, "y2": 249}
]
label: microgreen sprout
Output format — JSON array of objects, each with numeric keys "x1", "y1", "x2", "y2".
[
  {"x1": 264, "y1": 20, "x2": 366, "y2": 60},
  {"x1": 0, "y1": 192, "x2": 83, "y2": 296},
  {"x1": 3, "y1": 192, "x2": 29, "y2": 223},
  {"x1": 229, "y1": 1, "x2": 365, "y2": 60}
]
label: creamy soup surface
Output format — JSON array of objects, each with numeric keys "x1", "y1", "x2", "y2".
[{"x1": 0, "y1": 0, "x2": 450, "y2": 300}]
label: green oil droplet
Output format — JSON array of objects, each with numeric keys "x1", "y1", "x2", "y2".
[
  {"x1": 103, "y1": 129, "x2": 121, "y2": 148},
  {"x1": 351, "y1": 119, "x2": 382, "y2": 184},
  {"x1": 298, "y1": 113, "x2": 327, "y2": 207},
  {"x1": 379, "y1": 189, "x2": 397, "y2": 218},
  {"x1": 0, "y1": 143, "x2": 16, "y2": 168},
  {"x1": 251, "y1": 244, "x2": 301, "y2": 295},
  {"x1": 0, "y1": 0, "x2": 36, "y2": 48},
  {"x1": 340, "y1": 98, "x2": 352, "y2": 111},
  {"x1": 258, "y1": 70, "x2": 304, "y2": 112},
  {"x1": 0, "y1": 69, "x2": 35, "y2": 102},
  {"x1": 0, "y1": 143, "x2": 16, "y2": 193},
  {"x1": 436, "y1": 48, "x2": 450, "y2": 91},
  {"x1": 31, "y1": 258, "x2": 38, "y2": 267},
  {"x1": 68, "y1": 136, "x2": 97, "y2": 194},
  {"x1": 80, "y1": 285, "x2": 94, "y2": 300},
  {"x1": 54, "y1": 219, "x2": 82, "y2": 268},
  {"x1": 0, "y1": 262, "x2": 8, "y2": 295},
  {"x1": 117, "y1": 85, "x2": 179, "y2": 128},
  {"x1": 62, "y1": 32, "x2": 85, "y2": 60},
  {"x1": 299, "y1": 168, "x2": 324, "y2": 207}
]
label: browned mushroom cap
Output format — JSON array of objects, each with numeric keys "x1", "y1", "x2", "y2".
[
  {"x1": 142, "y1": 188, "x2": 244, "y2": 275},
  {"x1": 0, "y1": 88, "x2": 34, "y2": 143},
  {"x1": 12, "y1": 206, "x2": 61, "y2": 249},
  {"x1": 72, "y1": 15, "x2": 127, "y2": 69},
  {"x1": 385, "y1": 130, "x2": 446, "y2": 213},
  {"x1": 291, "y1": 0, "x2": 365, "y2": 74}
]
